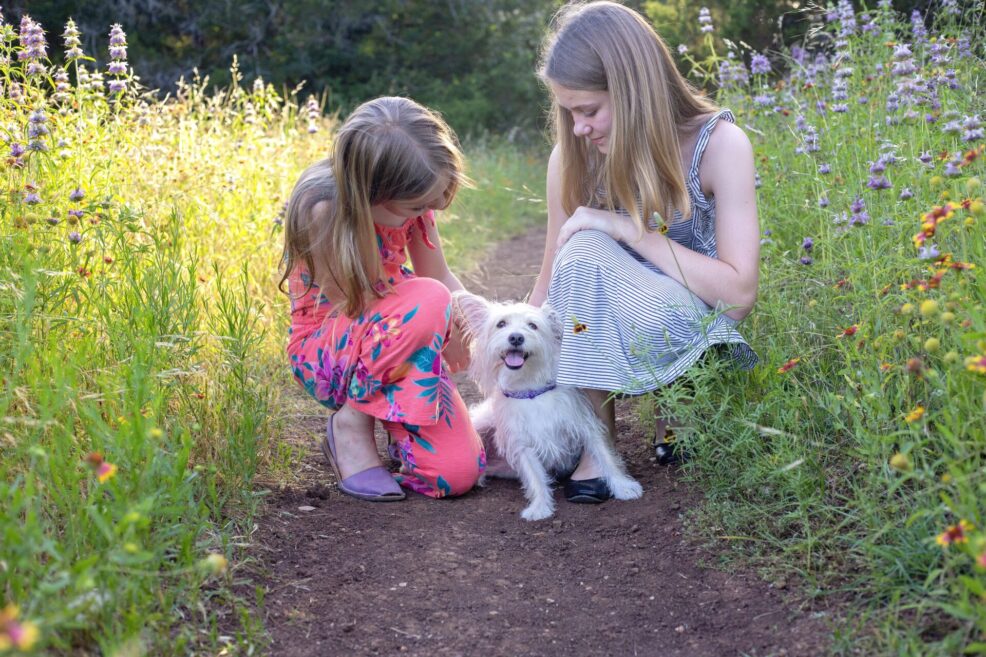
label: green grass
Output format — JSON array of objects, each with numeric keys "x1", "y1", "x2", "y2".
[
  {"x1": 0, "y1": 18, "x2": 545, "y2": 655},
  {"x1": 651, "y1": 4, "x2": 986, "y2": 654}
]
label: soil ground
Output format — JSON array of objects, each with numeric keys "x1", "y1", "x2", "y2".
[{"x1": 247, "y1": 227, "x2": 834, "y2": 657}]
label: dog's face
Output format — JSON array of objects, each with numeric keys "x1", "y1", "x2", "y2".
[{"x1": 453, "y1": 291, "x2": 562, "y2": 394}]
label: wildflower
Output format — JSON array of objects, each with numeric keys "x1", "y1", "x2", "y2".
[
  {"x1": 936, "y1": 519, "x2": 973, "y2": 547},
  {"x1": 889, "y1": 452, "x2": 912, "y2": 472},
  {"x1": 918, "y1": 244, "x2": 941, "y2": 260},
  {"x1": 800, "y1": 256, "x2": 813, "y2": 265},
  {"x1": 69, "y1": 187, "x2": 85, "y2": 201},
  {"x1": 918, "y1": 151, "x2": 933, "y2": 166},
  {"x1": 68, "y1": 231, "x2": 82, "y2": 244},
  {"x1": 698, "y1": 7, "x2": 714, "y2": 33},
  {"x1": 107, "y1": 24, "x2": 128, "y2": 96},
  {"x1": 63, "y1": 18, "x2": 84, "y2": 60},
  {"x1": 910, "y1": 9, "x2": 927, "y2": 43},
  {"x1": 753, "y1": 94, "x2": 772, "y2": 107},
  {"x1": 836, "y1": 325, "x2": 858, "y2": 339},
  {"x1": 305, "y1": 96, "x2": 320, "y2": 134},
  {"x1": 906, "y1": 357, "x2": 925, "y2": 376},
  {"x1": 199, "y1": 553, "x2": 229, "y2": 575},
  {"x1": 24, "y1": 192, "x2": 41, "y2": 205},
  {"x1": 966, "y1": 354, "x2": 986, "y2": 374},
  {"x1": 899, "y1": 188, "x2": 913, "y2": 200},
  {"x1": 85, "y1": 452, "x2": 117, "y2": 483},
  {"x1": 18, "y1": 16, "x2": 48, "y2": 76},
  {"x1": 777, "y1": 357, "x2": 800, "y2": 374},
  {"x1": 677, "y1": 44, "x2": 688, "y2": 55},
  {"x1": 867, "y1": 175, "x2": 891, "y2": 190},
  {"x1": 750, "y1": 53, "x2": 771, "y2": 75},
  {"x1": 818, "y1": 163, "x2": 831, "y2": 174},
  {"x1": 818, "y1": 196, "x2": 829, "y2": 208},
  {"x1": 802, "y1": 237, "x2": 814, "y2": 251},
  {"x1": 0, "y1": 604, "x2": 40, "y2": 652},
  {"x1": 924, "y1": 338, "x2": 940, "y2": 352},
  {"x1": 919, "y1": 299, "x2": 939, "y2": 316}
]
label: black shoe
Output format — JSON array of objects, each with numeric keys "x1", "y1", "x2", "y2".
[
  {"x1": 564, "y1": 477, "x2": 612, "y2": 504},
  {"x1": 655, "y1": 441, "x2": 688, "y2": 466}
]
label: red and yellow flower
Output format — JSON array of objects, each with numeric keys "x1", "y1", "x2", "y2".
[{"x1": 936, "y1": 519, "x2": 973, "y2": 547}]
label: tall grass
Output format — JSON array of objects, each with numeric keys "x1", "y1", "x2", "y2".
[
  {"x1": 0, "y1": 13, "x2": 545, "y2": 655},
  {"x1": 655, "y1": 1, "x2": 986, "y2": 653}
]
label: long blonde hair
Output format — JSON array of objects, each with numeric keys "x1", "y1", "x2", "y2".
[
  {"x1": 279, "y1": 96, "x2": 467, "y2": 317},
  {"x1": 539, "y1": 0, "x2": 717, "y2": 227}
]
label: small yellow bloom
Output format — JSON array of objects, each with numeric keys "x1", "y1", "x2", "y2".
[
  {"x1": 148, "y1": 428, "x2": 164, "y2": 440},
  {"x1": 905, "y1": 406, "x2": 925, "y2": 423},
  {"x1": 941, "y1": 473, "x2": 953, "y2": 484},
  {"x1": 200, "y1": 553, "x2": 228, "y2": 575},
  {"x1": 966, "y1": 354, "x2": 986, "y2": 375},
  {"x1": 889, "y1": 452, "x2": 912, "y2": 472},
  {"x1": 893, "y1": 329, "x2": 906, "y2": 340},
  {"x1": 808, "y1": 299, "x2": 817, "y2": 308},
  {"x1": 924, "y1": 337, "x2": 940, "y2": 352},
  {"x1": 970, "y1": 199, "x2": 984, "y2": 216},
  {"x1": 919, "y1": 299, "x2": 939, "y2": 317},
  {"x1": 940, "y1": 311, "x2": 955, "y2": 323},
  {"x1": 929, "y1": 175, "x2": 944, "y2": 187},
  {"x1": 944, "y1": 351, "x2": 959, "y2": 364},
  {"x1": 900, "y1": 303, "x2": 914, "y2": 315}
]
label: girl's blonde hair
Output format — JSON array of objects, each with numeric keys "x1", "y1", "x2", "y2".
[
  {"x1": 539, "y1": 0, "x2": 717, "y2": 227},
  {"x1": 279, "y1": 96, "x2": 467, "y2": 317}
]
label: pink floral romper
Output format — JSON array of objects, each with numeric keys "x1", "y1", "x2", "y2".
[{"x1": 287, "y1": 211, "x2": 485, "y2": 498}]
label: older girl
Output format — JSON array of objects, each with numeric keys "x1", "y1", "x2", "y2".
[{"x1": 530, "y1": 1, "x2": 759, "y2": 503}]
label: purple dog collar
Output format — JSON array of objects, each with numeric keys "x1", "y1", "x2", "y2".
[{"x1": 501, "y1": 383, "x2": 556, "y2": 400}]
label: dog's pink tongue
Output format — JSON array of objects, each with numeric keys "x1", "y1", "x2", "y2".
[{"x1": 505, "y1": 352, "x2": 525, "y2": 368}]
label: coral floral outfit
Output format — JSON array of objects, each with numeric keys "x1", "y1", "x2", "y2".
[{"x1": 287, "y1": 211, "x2": 485, "y2": 497}]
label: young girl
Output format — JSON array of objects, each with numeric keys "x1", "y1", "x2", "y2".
[
  {"x1": 280, "y1": 96, "x2": 484, "y2": 502},
  {"x1": 529, "y1": 1, "x2": 760, "y2": 502}
]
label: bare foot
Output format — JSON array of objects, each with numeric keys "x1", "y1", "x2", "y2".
[{"x1": 329, "y1": 405, "x2": 382, "y2": 480}]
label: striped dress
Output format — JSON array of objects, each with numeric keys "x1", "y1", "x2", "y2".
[{"x1": 546, "y1": 109, "x2": 757, "y2": 394}]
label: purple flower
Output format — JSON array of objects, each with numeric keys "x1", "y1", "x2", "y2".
[
  {"x1": 800, "y1": 256, "x2": 813, "y2": 265},
  {"x1": 818, "y1": 163, "x2": 831, "y2": 175},
  {"x1": 819, "y1": 196, "x2": 830, "y2": 208},
  {"x1": 698, "y1": 7, "x2": 714, "y2": 33},
  {"x1": 944, "y1": 160, "x2": 962, "y2": 176},
  {"x1": 850, "y1": 196, "x2": 866, "y2": 214},
  {"x1": 899, "y1": 188, "x2": 913, "y2": 200},
  {"x1": 750, "y1": 53, "x2": 771, "y2": 75},
  {"x1": 69, "y1": 187, "x2": 85, "y2": 201},
  {"x1": 753, "y1": 94, "x2": 773, "y2": 107},
  {"x1": 918, "y1": 151, "x2": 933, "y2": 165},
  {"x1": 868, "y1": 160, "x2": 886, "y2": 174},
  {"x1": 68, "y1": 231, "x2": 82, "y2": 244},
  {"x1": 24, "y1": 192, "x2": 42, "y2": 205},
  {"x1": 10, "y1": 143, "x2": 25, "y2": 157},
  {"x1": 677, "y1": 44, "x2": 688, "y2": 55},
  {"x1": 63, "y1": 19, "x2": 84, "y2": 60},
  {"x1": 46, "y1": 217, "x2": 60, "y2": 226},
  {"x1": 965, "y1": 128, "x2": 985, "y2": 142},
  {"x1": 802, "y1": 237, "x2": 814, "y2": 251},
  {"x1": 867, "y1": 176, "x2": 891, "y2": 190},
  {"x1": 849, "y1": 211, "x2": 870, "y2": 226},
  {"x1": 107, "y1": 24, "x2": 129, "y2": 95},
  {"x1": 918, "y1": 244, "x2": 940, "y2": 260}
]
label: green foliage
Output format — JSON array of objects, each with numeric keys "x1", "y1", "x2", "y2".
[
  {"x1": 0, "y1": 8, "x2": 546, "y2": 652},
  {"x1": 642, "y1": 2, "x2": 986, "y2": 653}
]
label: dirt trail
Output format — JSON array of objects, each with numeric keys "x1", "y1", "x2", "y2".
[{"x1": 248, "y1": 227, "x2": 832, "y2": 657}]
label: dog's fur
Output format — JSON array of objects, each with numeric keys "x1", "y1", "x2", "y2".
[{"x1": 454, "y1": 291, "x2": 643, "y2": 521}]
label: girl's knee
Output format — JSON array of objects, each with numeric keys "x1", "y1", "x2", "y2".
[
  {"x1": 557, "y1": 229, "x2": 616, "y2": 265},
  {"x1": 394, "y1": 278, "x2": 452, "y2": 335},
  {"x1": 400, "y1": 445, "x2": 484, "y2": 498}
]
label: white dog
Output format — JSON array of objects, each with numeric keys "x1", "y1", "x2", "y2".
[{"x1": 453, "y1": 291, "x2": 643, "y2": 521}]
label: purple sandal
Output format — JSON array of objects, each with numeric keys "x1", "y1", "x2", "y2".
[{"x1": 322, "y1": 414, "x2": 406, "y2": 502}]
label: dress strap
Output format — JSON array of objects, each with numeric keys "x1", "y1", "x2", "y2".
[{"x1": 686, "y1": 109, "x2": 735, "y2": 200}]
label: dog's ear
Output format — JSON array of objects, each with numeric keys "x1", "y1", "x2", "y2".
[
  {"x1": 452, "y1": 290, "x2": 490, "y2": 334},
  {"x1": 540, "y1": 303, "x2": 563, "y2": 341}
]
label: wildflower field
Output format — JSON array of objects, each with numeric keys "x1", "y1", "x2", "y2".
[{"x1": 0, "y1": 0, "x2": 984, "y2": 655}]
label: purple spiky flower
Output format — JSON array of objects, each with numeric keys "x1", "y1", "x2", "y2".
[
  {"x1": 107, "y1": 24, "x2": 128, "y2": 95},
  {"x1": 63, "y1": 19, "x2": 84, "y2": 60},
  {"x1": 698, "y1": 7, "x2": 714, "y2": 33}
]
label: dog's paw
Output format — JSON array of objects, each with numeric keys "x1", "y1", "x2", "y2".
[
  {"x1": 609, "y1": 475, "x2": 644, "y2": 500},
  {"x1": 520, "y1": 502, "x2": 555, "y2": 521}
]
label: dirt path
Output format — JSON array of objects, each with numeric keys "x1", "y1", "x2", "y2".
[{"x1": 248, "y1": 227, "x2": 832, "y2": 657}]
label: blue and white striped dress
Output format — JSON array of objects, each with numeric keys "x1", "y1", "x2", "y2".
[{"x1": 546, "y1": 110, "x2": 757, "y2": 394}]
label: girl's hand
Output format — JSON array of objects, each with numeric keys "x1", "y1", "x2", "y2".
[{"x1": 555, "y1": 206, "x2": 640, "y2": 249}]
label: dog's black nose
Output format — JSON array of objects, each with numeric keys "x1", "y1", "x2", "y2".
[{"x1": 508, "y1": 333, "x2": 525, "y2": 347}]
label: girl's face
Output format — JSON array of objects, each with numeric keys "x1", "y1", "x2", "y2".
[
  {"x1": 549, "y1": 81, "x2": 613, "y2": 154},
  {"x1": 373, "y1": 175, "x2": 450, "y2": 225}
]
